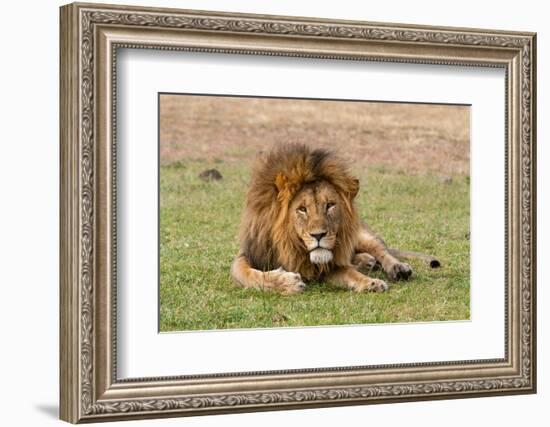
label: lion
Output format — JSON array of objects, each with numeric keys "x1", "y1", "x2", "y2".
[{"x1": 231, "y1": 144, "x2": 436, "y2": 295}]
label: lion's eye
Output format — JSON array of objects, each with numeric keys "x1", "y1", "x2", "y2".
[
  {"x1": 297, "y1": 206, "x2": 307, "y2": 214},
  {"x1": 326, "y1": 202, "x2": 336, "y2": 210}
]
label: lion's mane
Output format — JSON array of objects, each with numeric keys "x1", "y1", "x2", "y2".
[{"x1": 238, "y1": 144, "x2": 360, "y2": 280}]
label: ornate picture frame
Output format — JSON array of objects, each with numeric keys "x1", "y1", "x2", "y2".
[{"x1": 60, "y1": 2, "x2": 536, "y2": 423}]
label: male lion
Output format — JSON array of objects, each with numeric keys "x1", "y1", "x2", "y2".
[{"x1": 230, "y1": 144, "x2": 421, "y2": 295}]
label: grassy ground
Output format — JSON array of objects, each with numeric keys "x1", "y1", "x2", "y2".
[{"x1": 159, "y1": 160, "x2": 470, "y2": 331}]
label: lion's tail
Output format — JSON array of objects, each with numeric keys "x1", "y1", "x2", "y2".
[{"x1": 388, "y1": 248, "x2": 441, "y2": 269}]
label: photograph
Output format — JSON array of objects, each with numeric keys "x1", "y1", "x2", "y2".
[{"x1": 159, "y1": 94, "x2": 471, "y2": 332}]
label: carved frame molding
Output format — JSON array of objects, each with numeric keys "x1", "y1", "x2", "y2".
[{"x1": 60, "y1": 2, "x2": 536, "y2": 423}]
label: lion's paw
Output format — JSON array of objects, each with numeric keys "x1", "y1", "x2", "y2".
[
  {"x1": 354, "y1": 277, "x2": 388, "y2": 293},
  {"x1": 270, "y1": 268, "x2": 306, "y2": 295},
  {"x1": 386, "y1": 262, "x2": 413, "y2": 282},
  {"x1": 353, "y1": 252, "x2": 378, "y2": 270}
]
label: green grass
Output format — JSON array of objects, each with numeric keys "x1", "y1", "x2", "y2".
[{"x1": 159, "y1": 160, "x2": 470, "y2": 332}]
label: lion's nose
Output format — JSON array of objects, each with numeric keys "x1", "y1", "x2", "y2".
[{"x1": 310, "y1": 232, "x2": 327, "y2": 242}]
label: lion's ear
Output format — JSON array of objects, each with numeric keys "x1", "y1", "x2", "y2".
[
  {"x1": 275, "y1": 172, "x2": 288, "y2": 193},
  {"x1": 275, "y1": 172, "x2": 294, "y2": 204},
  {"x1": 348, "y1": 178, "x2": 359, "y2": 199}
]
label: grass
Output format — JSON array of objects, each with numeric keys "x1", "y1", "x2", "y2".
[{"x1": 159, "y1": 160, "x2": 470, "y2": 332}]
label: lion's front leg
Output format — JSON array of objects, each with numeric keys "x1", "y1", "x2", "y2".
[
  {"x1": 325, "y1": 266, "x2": 388, "y2": 293},
  {"x1": 230, "y1": 255, "x2": 306, "y2": 295},
  {"x1": 356, "y1": 227, "x2": 412, "y2": 282}
]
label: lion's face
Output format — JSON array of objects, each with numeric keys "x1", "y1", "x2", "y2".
[
  {"x1": 240, "y1": 144, "x2": 360, "y2": 278},
  {"x1": 289, "y1": 180, "x2": 343, "y2": 265}
]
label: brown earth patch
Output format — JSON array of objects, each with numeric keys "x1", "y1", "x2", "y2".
[{"x1": 160, "y1": 94, "x2": 469, "y2": 176}]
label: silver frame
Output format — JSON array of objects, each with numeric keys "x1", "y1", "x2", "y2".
[{"x1": 60, "y1": 2, "x2": 536, "y2": 423}]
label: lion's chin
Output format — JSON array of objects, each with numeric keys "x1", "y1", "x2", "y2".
[{"x1": 309, "y1": 248, "x2": 333, "y2": 265}]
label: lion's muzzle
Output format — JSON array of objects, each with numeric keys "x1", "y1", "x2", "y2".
[{"x1": 309, "y1": 248, "x2": 333, "y2": 264}]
